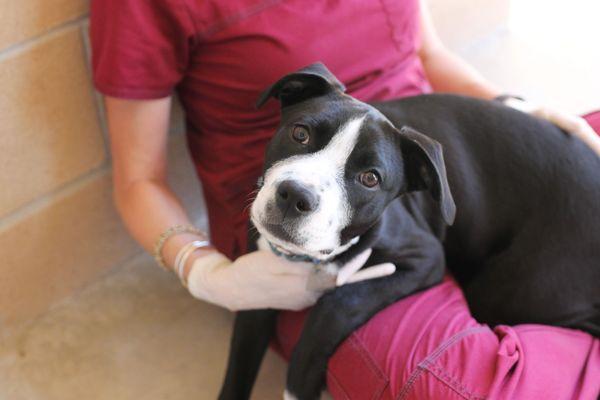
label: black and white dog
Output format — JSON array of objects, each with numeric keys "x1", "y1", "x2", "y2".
[{"x1": 218, "y1": 63, "x2": 600, "y2": 400}]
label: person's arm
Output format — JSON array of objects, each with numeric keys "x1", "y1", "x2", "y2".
[{"x1": 106, "y1": 96, "x2": 212, "y2": 270}]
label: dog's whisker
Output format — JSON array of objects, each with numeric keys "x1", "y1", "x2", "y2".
[{"x1": 245, "y1": 195, "x2": 257, "y2": 204}]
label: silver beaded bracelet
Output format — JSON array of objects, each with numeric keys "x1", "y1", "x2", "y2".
[{"x1": 153, "y1": 225, "x2": 205, "y2": 270}]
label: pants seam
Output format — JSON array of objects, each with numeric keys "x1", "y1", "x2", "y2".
[
  {"x1": 396, "y1": 326, "x2": 488, "y2": 400},
  {"x1": 350, "y1": 334, "x2": 390, "y2": 400},
  {"x1": 327, "y1": 333, "x2": 389, "y2": 399},
  {"x1": 327, "y1": 370, "x2": 351, "y2": 400},
  {"x1": 426, "y1": 362, "x2": 487, "y2": 400}
]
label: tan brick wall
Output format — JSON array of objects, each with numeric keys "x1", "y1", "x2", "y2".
[
  {"x1": 0, "y1": 0, "x2": 89, "y2": 52},
  {"x1": 0, "y1": 27, "x2": 105, "y2": 218},
  {"x1": 0, "y1": 3, "x2": 201, "y2": 330}
]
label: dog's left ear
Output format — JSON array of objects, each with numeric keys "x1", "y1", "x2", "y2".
[
  {"x1": 398, "y1": 126, "x2": 456, "y2": 225},
  {"x1": 256, "y1": 62, "x2": 346, "y2": 108}
]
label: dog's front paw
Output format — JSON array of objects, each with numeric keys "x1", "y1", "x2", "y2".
[
  {"x1": 285, "y1": 381, "x2": 324, "y2": 400},
  {"x1": 283, "y1": 389, "x2": 299, "y2": 400}
]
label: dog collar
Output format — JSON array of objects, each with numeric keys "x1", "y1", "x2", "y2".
[{"x1": 267, "y1": 241, "x2": 328, "y2": 265}]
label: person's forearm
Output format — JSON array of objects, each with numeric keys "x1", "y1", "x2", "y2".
[
  {"x1": 114, "y1": 178, "x2": 215, "y2": 272},
  {"x1": 420, "y1": 46, "x2": 501, "y2": 100},
  {"x1": 105, "y1": 95, "x2": 217, "y2": 275}
]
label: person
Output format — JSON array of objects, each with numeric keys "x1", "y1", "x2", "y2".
[{"x1": 90, "y1": 0, "x2": 600, "y2": 398}]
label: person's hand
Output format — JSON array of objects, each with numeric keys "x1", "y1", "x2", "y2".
[
  {"x1": 501, "y1": 97, "x2": 600, "y2": 156},
  {"x1": 186, "y1": 249, "x2": 395, "y2": 311}
]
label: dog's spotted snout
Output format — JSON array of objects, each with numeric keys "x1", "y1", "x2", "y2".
[{"x1": 276, "y1": 180, "x2": 319, "y2": 217}]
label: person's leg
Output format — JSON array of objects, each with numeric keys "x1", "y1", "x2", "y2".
[{"x1": 274, "y1": 278, "x2": 600, "y2": 399}]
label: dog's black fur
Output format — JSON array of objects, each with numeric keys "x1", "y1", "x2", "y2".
[{"x1": 218, "y1": 63, "x2": 600, "y2": 400}]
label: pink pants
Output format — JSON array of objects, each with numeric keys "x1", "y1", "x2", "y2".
[{"x1": 273, "y1": 112, "x2": 600, "y2": 400}]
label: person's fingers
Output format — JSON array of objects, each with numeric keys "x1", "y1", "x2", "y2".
[
  {"x1": 286, "y1": 292, "x2": 320, "y2": 311},
  {"x1": 244, "y1": 275, "x2": 319, "y2": 311},
  {"x1": 275, "y1": 274, "x2": 322, "y2": 310},
  {"x1": 335, "y1": 248, "x2": 372, "y2": 285},
  {"x1": 540, "y1": 108, "x2": 579, "y2": 133},
  {"x1": 274, "y1": 260, "x2": 317, "y2": 276},
  {"x1": 568, "y1": 118, "x2": 600, "y2": 155},
  {"x1": 540, "y1": 110, "x2": 600, "y2": 156},
  {"x1": 581, "y1": 130, "x2": 600, "y2": 156},
  {"x1": 307, "y1": 268, "x2": 337, "y2": 291},
  {"x1": 257, "y1": 251, "x2": 315, "y2": 275},
  {"x1": 341, "y1": 262, "x2": 396, "y2": 285}
]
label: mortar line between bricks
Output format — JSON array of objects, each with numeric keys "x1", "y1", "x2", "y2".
[
  {"x1": 0, "y1": 14, "x2": 89, "y2": 61},
  {"x1": 78, "y1": 20, "x2": 112, "y2": 161},
  {"x1": 0, "y1": 163, "x2": 112, "y2": 233}
]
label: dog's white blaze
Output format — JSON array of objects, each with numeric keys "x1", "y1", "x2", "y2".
[
  {"x1": 322, "y1": 116, "x2": 366, "y2": 166},
  {"x1": 252, "y1": 116, "x2": 366, "y2": 258}
]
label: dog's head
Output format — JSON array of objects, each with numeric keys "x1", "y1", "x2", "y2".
[{"x1": 251, "y1": 63, "x2": 455, "y2": 261}]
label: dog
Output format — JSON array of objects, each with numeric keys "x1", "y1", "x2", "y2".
[{"x1": 218, "y1": 63, "x2": 600, "y2": 400}]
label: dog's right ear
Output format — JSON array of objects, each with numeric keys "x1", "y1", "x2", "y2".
[
  {"x1": 397, "y1": 126, "x2": 456, "y2": 226},
  {"x1": 256, "y1": 62, "x2": 346, "y2": 109}
]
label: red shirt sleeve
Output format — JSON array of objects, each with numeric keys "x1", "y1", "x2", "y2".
[{"x1": 90, "y1": 0, "x2": 196, "y2": 99}]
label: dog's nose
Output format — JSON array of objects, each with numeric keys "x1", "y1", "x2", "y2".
[{"x1": 276, "y1": 180, "x2": 319, "y2": 216}]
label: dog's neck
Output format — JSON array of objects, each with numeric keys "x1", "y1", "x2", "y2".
[{"x1": 267, "y1": 241, "x2": 328, "y2": 264}]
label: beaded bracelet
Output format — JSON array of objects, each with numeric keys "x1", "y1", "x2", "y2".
[{"x1": 153, "y1": 225, "x2": 205, "y2": 270}]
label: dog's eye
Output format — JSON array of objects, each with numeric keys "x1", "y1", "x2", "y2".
[
  {"x1": 291, "y1": 125, "x2": 310, "y2": 145},
  {"x1": 359, "y1": 171, "x2": 380, "y2": 188}
]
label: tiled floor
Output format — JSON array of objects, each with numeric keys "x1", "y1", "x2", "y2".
[
  {"x1": 0, "y1": 255, "x2": 287, "y2": 400},
  {"x1": 2, "y1": 1, "x2": 599, "y2": 399}
]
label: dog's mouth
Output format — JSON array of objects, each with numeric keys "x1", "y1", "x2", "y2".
[
  {"x1": 270, "y1": 242, "x2": 332, "y2": 256},
  {"x1": 255, "y1": 219, "x2": 335, "y2": 262},
  {"x1": 252, "y1": 214, "x2": 354, "y2": 264},
  {"x1": 265, "y1": 236, "x2": 359, "y2": 265},
  {"x1": 269, "y1": 240, "x2": 334, "y2": 257},
  {"x1": 253, "y1": 216, "x2": 360, "y2": 264}
]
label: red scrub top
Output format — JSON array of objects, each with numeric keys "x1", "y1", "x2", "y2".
[{"x1": 91, "y1": 0, "x2": 432, "y2": 259}]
